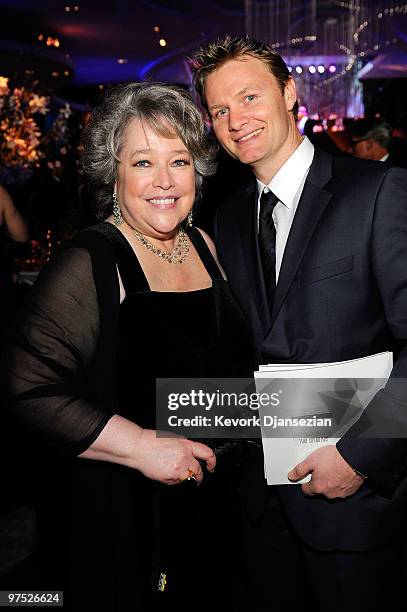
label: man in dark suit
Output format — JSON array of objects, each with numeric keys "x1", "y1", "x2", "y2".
[{"x1": 192, "y1": 36, "x2": 407, "y2": 611}]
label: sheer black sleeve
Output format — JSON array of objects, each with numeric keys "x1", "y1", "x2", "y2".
[{"x1": 2, "y1": 244, "x2": 114, "y2": 456}]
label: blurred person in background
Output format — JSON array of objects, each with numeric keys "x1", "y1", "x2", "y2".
[
  {"x1": 349, "y1": 119, "x2": 407, "y2": 168},
  {"x1": 0, "y1": 184, "x2": 28, "y2": 346}
]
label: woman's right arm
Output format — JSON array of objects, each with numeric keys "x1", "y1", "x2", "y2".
[{"x1": 80, "y1": 415, "x2": 215, "y2": 484}]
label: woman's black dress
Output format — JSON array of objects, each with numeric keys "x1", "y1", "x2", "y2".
[
  {"x1": 3, "y1": 223, "x2": 255, "y2": 611},
  {"x1": 112, "y1": 225, "x2": 254, "y2": 610}
]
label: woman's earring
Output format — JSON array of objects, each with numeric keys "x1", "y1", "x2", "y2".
[
  {"x1": 187, "y1": 210, "x2": 193, "y2": 227},
  {"x1": 113, "y1": 192, "x2": 123, "y2": 226}
]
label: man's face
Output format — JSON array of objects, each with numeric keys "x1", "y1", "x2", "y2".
[
  {"x1": 350, "y1": 137, "x2": 371, "y2": 159},
  {"x1": 204, "y1": 56, "x2": 297, "y2": 175}
]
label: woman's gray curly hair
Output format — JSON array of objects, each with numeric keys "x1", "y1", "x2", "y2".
[{"x1": 82, "y1": 81, "x2": 218, "y2": 220}]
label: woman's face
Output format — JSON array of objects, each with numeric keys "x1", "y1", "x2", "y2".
[{"x1": 115, "y1": 118, "x2": 196, "y2": 239}]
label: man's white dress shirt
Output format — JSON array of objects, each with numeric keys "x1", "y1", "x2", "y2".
[{"x1": 256, "y1": 136, "x2": 315, "y2": 281}]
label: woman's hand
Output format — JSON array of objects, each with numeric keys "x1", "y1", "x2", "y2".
[
  {"x1": 79, "y1": 415, "x2": 216, "y2": 485},
  {"x1": 132, "y1": 429, "x2": 216, "y2": 485}
]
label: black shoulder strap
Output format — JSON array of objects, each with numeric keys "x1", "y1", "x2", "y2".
[
  {"x1": 87, "y1": 223, "x2": 150, "y2": 293},
  {"x1": 188, "y1": 227, "x2": 223, "y2": 280}
]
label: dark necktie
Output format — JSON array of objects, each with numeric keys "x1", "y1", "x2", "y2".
[{"x1": 258, "y1": 189, "x2": 279, "y2": 308}]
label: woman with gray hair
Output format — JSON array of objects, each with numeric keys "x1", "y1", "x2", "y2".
[{"x1": 3, "y1": 82, "x2": 254, "y2": 610}]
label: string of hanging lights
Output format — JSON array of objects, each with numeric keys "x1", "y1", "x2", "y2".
[{"x1": 245, "y1": 0, "x2": 407, "y2": 117}]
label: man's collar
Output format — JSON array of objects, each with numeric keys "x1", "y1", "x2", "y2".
[{"x1": 256, "y1": 137, "x2": 315, "y2": 208}]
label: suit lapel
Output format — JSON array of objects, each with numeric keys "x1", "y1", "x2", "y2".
[
  {"x1": 270, "y1": 148, "x2": 333, "y2": 327},
  {"x1": 235, "y1": 178, "x2": 271, "y2": 334}
]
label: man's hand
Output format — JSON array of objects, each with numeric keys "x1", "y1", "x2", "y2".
[{"x1": 287, "y1": 445, "x2": 365, "y2": 499}]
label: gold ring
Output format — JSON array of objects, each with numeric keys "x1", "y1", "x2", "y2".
[{"x1": 178, "y1": 469, "x2": 197, "y2": 483}]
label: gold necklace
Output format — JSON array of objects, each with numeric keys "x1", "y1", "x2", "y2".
[{"x1": 123, "y1": 221, "x2": 190, "y2": 264}]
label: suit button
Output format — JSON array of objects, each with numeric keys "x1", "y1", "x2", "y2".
[{"x1": 394, "y1": 471, "x2": 400, "y2": 478}]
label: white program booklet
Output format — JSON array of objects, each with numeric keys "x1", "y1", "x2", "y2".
[{"x1": 254, "y1": 352, "x2": 393, "y2": 485}]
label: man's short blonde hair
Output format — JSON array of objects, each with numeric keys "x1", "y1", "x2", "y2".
[{"x1": 191, "y1": 35, "x2": 298, "y2": 120}]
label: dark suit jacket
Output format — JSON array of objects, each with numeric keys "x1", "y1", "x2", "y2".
[{"x1": 214, "y1": 147, "x2": 407, "y2": 551}]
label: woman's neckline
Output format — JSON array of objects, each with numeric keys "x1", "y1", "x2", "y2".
[
  {"x1": 103, "y1": 222, "x2": 216, "y2": 294},
  {"x1": 148, "y1": 286, "x2": 213, "y2": 295}
]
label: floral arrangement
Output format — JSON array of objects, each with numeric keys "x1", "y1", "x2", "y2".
[
  {"x1": 0, "y1": 76, "x2": 72, "y2": 184},
  {"x1": 41, "y1": 102, "x2": 72, "y2": 172}
]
